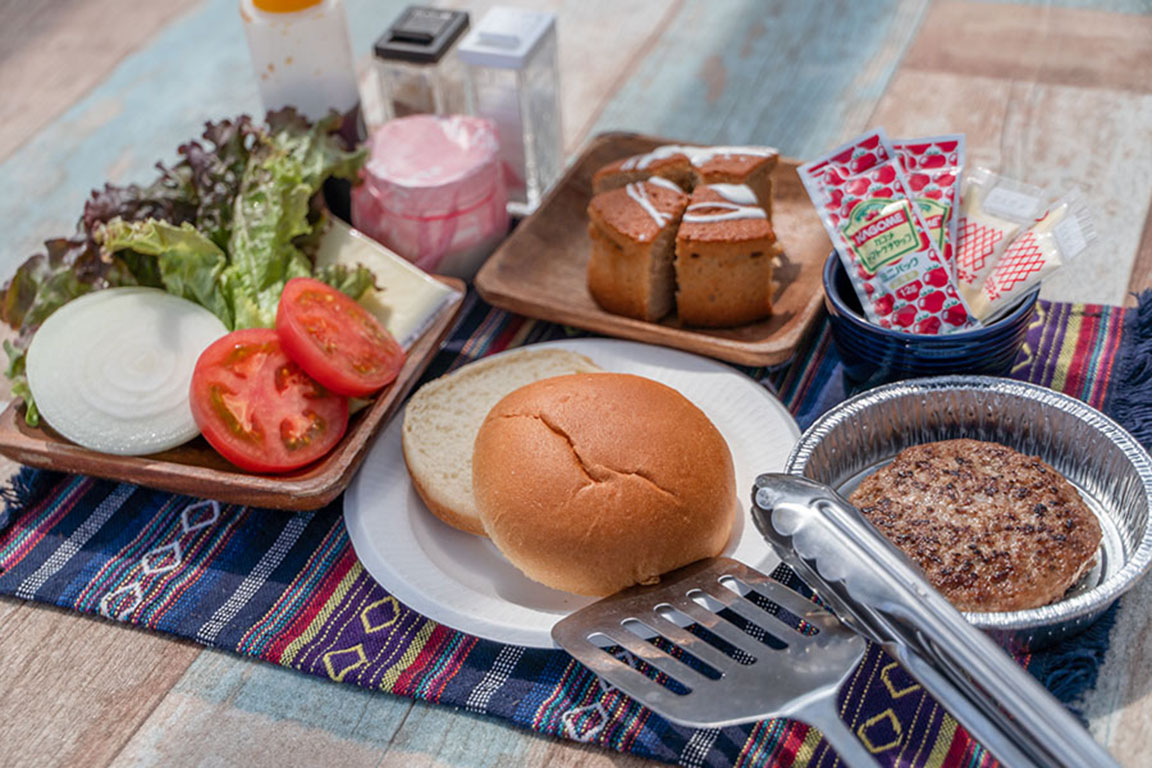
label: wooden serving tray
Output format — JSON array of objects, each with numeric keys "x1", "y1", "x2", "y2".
[
  {"x1": 0, "y1": 277, "x2": 466, "y2": 510},
  {"x1": 475, "y1": 132, "x2": 832, "y2": 367}
]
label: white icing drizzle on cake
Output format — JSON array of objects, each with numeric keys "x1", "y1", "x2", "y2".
[
  {"x1": 620, "y1": 144, "x2": 778, "y2": 171},
  {"x1": 683, "y1": 202, "x2": 767, "y2": 223},
  {"x1": 625, "y1": 182, "x2": 672, "y2": 235},
  {"x1": 646, "y1": 175, "x2": 683, "y2": 192},
  {"x1": 683, "y1": 184, "x2": 767, "y2": 223},
  {"x1": 705, "y1": 183, "x2": 758, "y2": 205}
]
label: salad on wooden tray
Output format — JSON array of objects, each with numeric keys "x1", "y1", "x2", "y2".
[{"x1": 0, "y1": 110, "x2": 459, "y2": 483}]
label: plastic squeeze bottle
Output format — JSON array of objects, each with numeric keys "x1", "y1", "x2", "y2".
[{"x1": 240, "y1": 0, "x2": 362, "y2": 142}]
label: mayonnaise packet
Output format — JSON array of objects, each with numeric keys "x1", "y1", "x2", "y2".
[
  {"x1": 799, "y1": 128, "x2": 979, "y2": 335},
  {"x1": 893, "y1": 135, "x2": 965, "y2": 272},
  {"x1": 968, "y1": 188, "x2": 1097, "y2": 322},
  {"x1": 956, "y1": 168, "x2": 1046, "y2": 305}
]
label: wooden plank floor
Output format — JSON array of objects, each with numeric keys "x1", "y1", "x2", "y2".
[
  {"x1": 872, "y1": 1, "x2": 1152, "y2": 306},
  {"x1": 0, "y1": 0, "x2": 196, "y2": 163},
  {"x1": 1, "y1": 1, "x2": 1150, "y2": 766}
]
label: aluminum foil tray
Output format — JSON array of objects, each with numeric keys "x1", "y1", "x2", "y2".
[{"x1": 785, "y1": 376, "x2": 1152, "y2": 650}]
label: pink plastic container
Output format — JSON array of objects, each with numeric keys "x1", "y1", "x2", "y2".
[{"x1": 352, "y1": 115, "x2": 508, "y2": 278}]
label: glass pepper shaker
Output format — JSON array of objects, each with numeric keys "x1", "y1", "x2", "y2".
[
  {"x1": 373, "y1": 7, "x2": 470, "y2": 121},
  {"x1": 457, "y1": 7, "x2": 562, "y2": 217}
]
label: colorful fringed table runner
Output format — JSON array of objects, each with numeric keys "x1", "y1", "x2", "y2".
[{"x1": 2, "y1": 294, "x2": 1149, "y2": 768}]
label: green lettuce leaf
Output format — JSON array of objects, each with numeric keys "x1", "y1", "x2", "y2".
[
  {"x1": 314, "y1": 261, "x2": 377, "y2": 300},
  {"x1": 98, "y1": 219, "x2": 234, "y2": 329},
  {"x1": 220, "y1": 110, "x2": 367, "y2": 328},
  {"x1": 224, "y1": 150, "x2": 315, "y2": 328},
  {"x1": 5, "y1": 340, "x2": 39, "y2": 427}
]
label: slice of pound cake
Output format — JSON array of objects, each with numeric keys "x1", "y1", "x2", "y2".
[
  {"x1": 674, "y1": 183, "x2": 781, "y2": 327},
  {"x1": 690, "y1": 147, "x2": 777, "y2": 217},
  {"x1": 587, "y1": 178, "x2": 689, "y2": 322}
]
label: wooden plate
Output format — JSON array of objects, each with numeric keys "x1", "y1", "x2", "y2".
[
  {"x1": 474, "y1": 132, "x2": 832, "y2": 367},
  {"x1": 0, "y1": 278, "x2": 466, "y2": 510}
]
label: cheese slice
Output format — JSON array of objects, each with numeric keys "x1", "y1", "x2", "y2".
[{"x1": 315, "y1": 220, "x2": 461, "y2": 348}]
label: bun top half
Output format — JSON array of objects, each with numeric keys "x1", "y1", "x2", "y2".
[{"x1": 472, "y1": 372, "x2": 736, "y2": 596}]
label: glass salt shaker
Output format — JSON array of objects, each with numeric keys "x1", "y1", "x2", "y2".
[
  {"x1": 373, "y1": 7, "x2": 470, "y2": 121},
  {"x1": 458, "y1": 7, "x2": 562, "y2": 217}
]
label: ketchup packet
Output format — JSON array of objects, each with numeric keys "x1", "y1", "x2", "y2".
[
  {"x1": 893, "y1": 135, "x2": 965, "y2": 272},
  {"x1": 799, "y1": 128, "x2": 979, "y2": 335},
  {"x1": 969, "y1": 189, "x2": 1097, "y2": 322},
  {"x1": 955, "y1": 168, "x2": 1046, "y2": 304}
]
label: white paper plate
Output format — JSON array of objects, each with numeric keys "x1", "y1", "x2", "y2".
[{"x1": 344, "y1": 338, "x2": 801, "y2": 648}]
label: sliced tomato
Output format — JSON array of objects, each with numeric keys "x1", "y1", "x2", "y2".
[
  {"x1": 190, "y1": 328, "x2": 348, "y2": 473},
  {"x1": 275, "y1": 277, "x2": 406, "y2": 398}
]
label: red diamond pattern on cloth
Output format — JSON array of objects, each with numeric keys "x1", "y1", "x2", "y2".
[
  {"x1": 956, "y1": 219, "x2": 1003, "y2": 283},
  {"x1": 985, "y1": 233, "x2": 1044, "y2": 300}
]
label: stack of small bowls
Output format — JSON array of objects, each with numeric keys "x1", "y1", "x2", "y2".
[{"x1": 822, "y1": 253, "x2": 1039, "y2": 386}]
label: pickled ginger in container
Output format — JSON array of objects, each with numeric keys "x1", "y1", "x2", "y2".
[{"x1": 351, "y1": 115, "x2": 508, "y2": 279}]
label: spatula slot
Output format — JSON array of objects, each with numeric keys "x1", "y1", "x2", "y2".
[
  {"x1": 602, "y1": 625, "x2": 721, "y2": 693},
  {"x1": 587, "y1": 631, "x2": 691, "y2": 695},
  {"x1": 718, "y1": 575, "x2": 819, "y2": 637},
  {"x1": 687, "y1": 588, "x2": 789, "y2": 650},
  {"x1": 621, "y1": 618, "x2": 723, "y2": 680},
  {"x1": 686, "y1": 589, "x2": 727, "y2": 613},
  {"x1": 654, "y1": 604, "x2": 756, "y2": 666}
]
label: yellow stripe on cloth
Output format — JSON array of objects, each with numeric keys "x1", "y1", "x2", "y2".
[
  {"x1": 280, "y1": 562, "x2": 363, "y2": 667},
  {"x1": 1050, "y1": 306, "x2": 1084, "y2": 394},
  {"x1": 791, "y1": 725, "x2": 827, "y2": 767},
  {"x1": 378, "y1": 620, "x2": 437, "y2": 692},
  {"x1": 924, "y1": 713, "x2": 959, "y2": 768},
  {"x1": 508, "y1": 319, "x2": 537, "y2": 348}
]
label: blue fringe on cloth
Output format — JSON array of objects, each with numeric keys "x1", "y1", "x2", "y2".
[
  {"x1": 1107, "y1": 291, "x2": 1152, "y2": 448},
  {"x1": 1030, "y1": 290, "x2": 1152, "y2": 713},
  {"x1": 0, "y1": 463, "x2": 57, "y2": 534}
]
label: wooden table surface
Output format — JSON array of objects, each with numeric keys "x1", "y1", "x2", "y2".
[{"x1": 1, "y1": 1, "x2": 1150, "y2": 766}]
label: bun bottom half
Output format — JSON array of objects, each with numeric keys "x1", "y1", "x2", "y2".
[{"x1": 401, "y1": 348, "x2": 602, "y2": 536}]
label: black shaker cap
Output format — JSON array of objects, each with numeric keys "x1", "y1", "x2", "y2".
[{"x1": 374, "y1": 6, "x2": 470, "y2": 64}]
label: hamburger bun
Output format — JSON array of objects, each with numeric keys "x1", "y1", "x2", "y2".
[
  {"x1": 472, "y1": 373, "x2": 736, "y2": 596},
  {"x1": 402, "y1": 347, "x2": 602, "y2": 535}
]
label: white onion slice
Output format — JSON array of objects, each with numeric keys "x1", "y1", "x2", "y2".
[{"x1": 26, "y1": 287, "x2": 228, "y2": 455}]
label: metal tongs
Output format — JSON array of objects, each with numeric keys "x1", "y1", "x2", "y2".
[{"x1": 752, "y1": 473, "x2": 1117, "y2": 768}]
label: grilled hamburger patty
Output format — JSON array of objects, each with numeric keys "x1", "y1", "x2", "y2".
[{"x1": 849, "y1": 439, "x2": 1101, "y2": 612}]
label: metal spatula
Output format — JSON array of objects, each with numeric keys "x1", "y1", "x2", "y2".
[{"x1": 551, "y1": 557, "x2": 880, "y2": 768}]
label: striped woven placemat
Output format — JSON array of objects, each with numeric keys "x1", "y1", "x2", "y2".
[{"x1": 2, "y1": 293, "x2": 1147, "y2": 768}]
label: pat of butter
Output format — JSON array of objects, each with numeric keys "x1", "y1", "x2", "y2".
[{"x1": 315, "y1": 220, "x2": 461, "y2": 349}]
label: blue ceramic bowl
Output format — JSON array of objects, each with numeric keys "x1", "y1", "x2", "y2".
[{"x1": 823, "y1": 253, "x2": 1038, "y2": 386}]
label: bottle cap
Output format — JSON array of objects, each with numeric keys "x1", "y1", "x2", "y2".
[
  {"x1": 374, "y1": 6, "x2": 470, "y2": 64},
  {"x1": 457, "y1": 6, "x2": 556, "y2": 70},
  {"x1": 251, "y1": 0, "x2": 322, "y2": 12}
]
